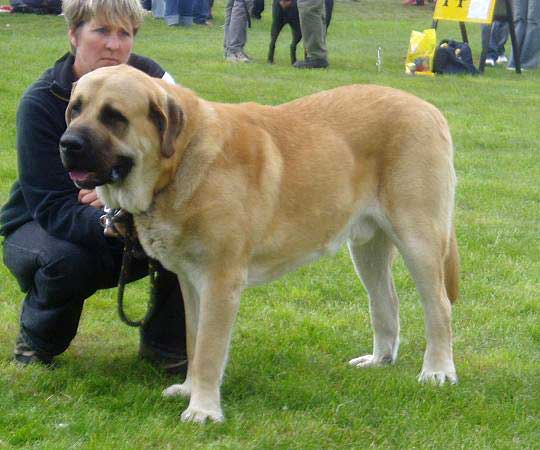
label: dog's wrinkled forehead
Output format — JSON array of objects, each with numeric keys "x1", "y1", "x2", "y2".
[{"x1": 70, "y1": 65, "x2": 152, "y2": 121}]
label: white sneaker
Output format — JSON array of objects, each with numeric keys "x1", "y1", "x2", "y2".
[
  {"x1": 225, "y1": 51, "x2": 252, "y2": 63},
  {"x1": 496, "y1": 55, "x2": 508, "y2": 65},
  {"x1": 236, "y1": 51, "x2": 252, "y2": 62},
  {"x1": 485, "y1": 58, "x2": 495, "y2": 67}
]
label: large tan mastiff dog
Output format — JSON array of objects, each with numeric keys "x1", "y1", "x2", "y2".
[{"x1": 59, "y1": 65, "x2": 459, "y2": 423}]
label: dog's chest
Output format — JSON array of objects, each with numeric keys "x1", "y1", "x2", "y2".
[{"x1": 134, "y1": 214, "x2": 185, "y2": 271}]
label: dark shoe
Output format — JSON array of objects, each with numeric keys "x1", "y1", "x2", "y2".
[
  {"x1": 139, "y1": 341, "x2": 188, "y2": 376},
  {"x1": 194, "y1": 20, "x2": 213, "y2": 26},
  {"x1": 13, "y1": 333, "x2": 54, "y2": 366},
  {"x1": 293, "y1": 58, "x2": 329, "y2": 69}
]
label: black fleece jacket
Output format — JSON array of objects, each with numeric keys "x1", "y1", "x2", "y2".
[{"x1": 0, "y1": 53, "x2": 165, "y2": 250}]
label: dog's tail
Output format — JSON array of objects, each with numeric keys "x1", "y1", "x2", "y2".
[{"x1": 444, "y1": 225, "x2": 459, "y2": 304}]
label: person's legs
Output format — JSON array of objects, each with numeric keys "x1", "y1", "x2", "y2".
[
  {"x1": 223, "y1": 0, "x2": 234, "y2": 53},
  {"x1": 3, "y1": 221, "x2": 133, "y2": 357},
  {"x1": 491, "y1": 20, "x2": 509, "y2": 58},
  {"x1": 297, "y1": 0, "x2": 327, "y2": 61},
  {"x1": 509, "y1": 0, "x2": 527, "y2": 68},
  {"x1": 481, "y1": 24, "x2": 497, "y2": 64},
  {"x1": 165, "y1": 0, "x2": 180, "y2": 25},
  {"x1": 152, "y1": 0, "x2": 166, "y2": 19},
  {"x1": 224, "y1": 0, "x2": 252, "y2": 59},
  {"x1": 519, "y1": 0, "x2": 540, "y2": 68},
  {"x1": 178, "y1": 0, "x2": 194, "y2": 26},
  {"x1": 4, "y1": 221, "x2": 186, "y2": 370},
  {"x1": 139, "y1": 265, "x2": 187, "y2": 373},
  {"x1": 483, "y1": 21, "x2": 509, "y2": 63},
  {"x1": 193, "y1": 0, "x2": 210, "y2": 24}
]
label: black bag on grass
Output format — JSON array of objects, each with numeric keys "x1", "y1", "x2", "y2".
[
  {"x1": 433, "y1": 40, "x2": 479, "y2": 75},
  {"x1": 10, "y1": 0, "x2": 62, "y2": 14}
]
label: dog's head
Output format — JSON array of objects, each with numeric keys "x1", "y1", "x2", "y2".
[{"x1": 59, "y1": 65, "x2": 184, "y2": 212}]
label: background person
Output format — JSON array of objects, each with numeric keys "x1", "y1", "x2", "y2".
[
  {"x1": 294, "y1": 0, "x2": 329, "y2": 69},
  {"x1": 508, "y1": 0, "x2": 540, "y2": 69},
  {"x1": 0, "y1": 0, "x2": 186, "y2": 373},
  {"x1": 193, "y1": 0, "x2": 212, "y2": 25},
  {"x1": 223, "y1": 0, "x2": 254, "y2": 62},
  {"x1": 482, "y1": 20, "x2": 509, "y2": 66},
  {"x1": 165, "y1": 0, "x2": 194, "y2": 26}
]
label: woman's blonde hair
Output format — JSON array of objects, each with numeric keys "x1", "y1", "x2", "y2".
[{"x1": 62, "y1": 0, "x2": 144, "y2": 33}]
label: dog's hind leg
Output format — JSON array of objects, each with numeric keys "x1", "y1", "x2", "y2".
[
  {"x1": 390, "y1": 218, "x2": 458, "y2": 385},
  {"x1": 348, "y1": 229, "x2": 400, "y2": 368},
  {"x1": 290, "y1": 25, "x2": 302, "y2": 64},
  {"x1": 268, "y1": 21, "x2": 285, "y2": 63}
]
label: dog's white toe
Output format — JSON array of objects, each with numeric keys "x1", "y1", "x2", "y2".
[
  {"x1": 417, "y1": 370, "x2": 458, "y2": 385},
  {"x1": 162, "y1": 383, "x2": 191, "y2": 398},
  {"x1": 181, "y1": 406, "x2": 224, "y2": 424},
  {"x1": 349, "y1": 354, "x2": 394, "y2": 368}
]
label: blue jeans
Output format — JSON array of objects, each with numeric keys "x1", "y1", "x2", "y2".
[
  {"x1": 481, "y1": 21, "x2": 509, "y2": 60},
  {"x1": 165, "y1": 0, "x2": 194, "y2": 26},
  {"x1": 3, "y1": 220, "x2": 185, "y2": 356},
  {"x1": 152, "y1": 0, "x2": 165, "y2": 18},
  {"x1": 193, "y1": 0, "x2": 210, "y2": 23},
  {"x1": 509, "y1": 0, "x2": 540, "y2": 68}
]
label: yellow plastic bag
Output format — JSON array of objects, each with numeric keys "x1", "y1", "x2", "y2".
[{"x1": 405, "y1": 28, "x2": 436, "y2": 76}]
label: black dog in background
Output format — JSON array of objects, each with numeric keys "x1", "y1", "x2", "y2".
[{"x1": 267, "y1": 0, "x2": 333, "y2": 65}]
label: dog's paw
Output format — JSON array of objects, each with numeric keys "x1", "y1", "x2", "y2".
[
  {"x1": 348, "y1": 354, "x2": 394, "y2": 368},
  {"x1": 417, "y1": 369, "x2": 458, "y2": 385},
  {"x1": 162, "y1": 382, "x2": 191, "y2": 398},
  {"x1": 180, "y1": 405, "x2": 224, "y2": 424}
]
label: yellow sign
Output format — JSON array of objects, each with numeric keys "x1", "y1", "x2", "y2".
[{"x1": 433, "y1": 0, "x2": 496, "y2": 24}]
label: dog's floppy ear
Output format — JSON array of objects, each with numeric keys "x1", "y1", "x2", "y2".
[{"x1": 149, "y1": 95, "x2": 184, "y2": 158}]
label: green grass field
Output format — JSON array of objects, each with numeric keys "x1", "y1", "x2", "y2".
[{"x1": 1, "y1": 1, "x2": 539, "y2": 448}]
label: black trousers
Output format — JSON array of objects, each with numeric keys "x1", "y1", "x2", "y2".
[{"x1": 2, "y1": 221, "x2": 185, "y2": 356}]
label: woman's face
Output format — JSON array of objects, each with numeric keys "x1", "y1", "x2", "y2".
[{"x1": 69, "y1": 17, "x2": 134, "y2": 79}]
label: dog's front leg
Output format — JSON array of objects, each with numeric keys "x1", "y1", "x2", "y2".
[
  {"x1": 180, "y1": 270, "x2": 244, "y2": 423},
  {"x1": 162, "y1": 275, "x2": 199, "y2": 399}
]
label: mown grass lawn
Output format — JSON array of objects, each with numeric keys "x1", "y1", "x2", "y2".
[{"x1": 0, "y1": 1, "x2": 539, "y2": 448}]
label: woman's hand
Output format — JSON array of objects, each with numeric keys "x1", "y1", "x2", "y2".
[{"x1": 78, "y1": 189, "x2": 104, "y2": 209}]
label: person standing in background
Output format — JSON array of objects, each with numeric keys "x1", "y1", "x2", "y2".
[
  {"x1": 482, "y1": 20, "x2": 509, "y2": 66},
  {"x1": 165, "y1": 0, "x2": 194, "y2": 26},
  {"x1": 294, "y1": 0, "x2": 329, "y2": 69},
  {"x1": 224, "y1": 0, "x2": 254, "y2": 62},
  {"x1": 508, "y1": 0, "x2": 540, "y2": 69},
  {"x1": 193, "y1": 0, "x2": 212, "y2": 25}
]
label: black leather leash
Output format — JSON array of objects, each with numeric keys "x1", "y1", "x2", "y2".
[{"x1": 100, "y1": 208, "x2": 158, "y2": 328}]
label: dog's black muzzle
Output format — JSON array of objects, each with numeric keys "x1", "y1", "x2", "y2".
[{"x1": 59, "y1": 128, "x2": 134, "y2": 189}]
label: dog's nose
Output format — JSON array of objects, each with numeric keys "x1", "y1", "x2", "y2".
[{"x1": 59, "y1": 132, "x2": 85, "y2": 155}]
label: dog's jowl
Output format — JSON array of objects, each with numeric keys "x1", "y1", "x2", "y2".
[{"x1": 61, "y1": 65, "x2": 459, "y2": 423}]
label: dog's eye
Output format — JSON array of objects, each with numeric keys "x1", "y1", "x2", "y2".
[
  {"x1": 99, "y1": 105, "x2": 129, "y2": 135},
  {"x1": 70, "y1": 99, "x2": 82, "y2": 119}
]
